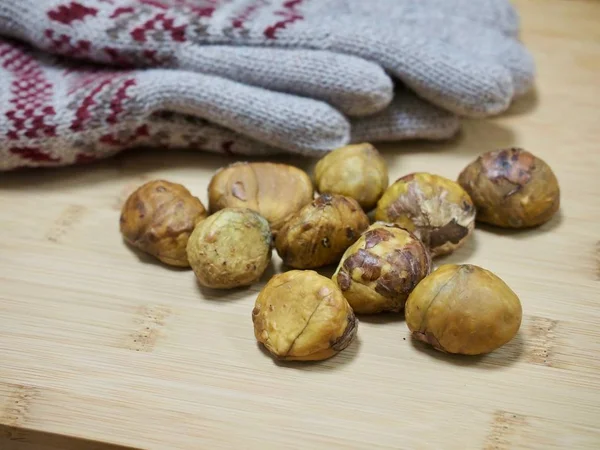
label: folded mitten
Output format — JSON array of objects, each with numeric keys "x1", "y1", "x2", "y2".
[
  {"x1": 0, "y1": 0, "x2": 535, "y2": 117},
  {"x1": 0, "y1": 39, "x2": 458, "y2": 170}
]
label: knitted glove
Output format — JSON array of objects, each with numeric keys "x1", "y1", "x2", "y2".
[
  {"x1": 0, "y1": 38, "x2": 458, "y2": 170},
  {"x1": 0, "y1": 1, "x2": 397, "y2": 119},
  {"x1": 0, "y1": 0, "x2": 534, "y2": 118},
  {"x1": 352, "y1": 0, "x2": 533, "y2": 98}
]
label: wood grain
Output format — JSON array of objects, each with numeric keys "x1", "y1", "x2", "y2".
[
  {"x1": 483, "y1": 411, "x2": 600, "y2": 450},
  {"x1": 1, "y1": 1, "x2": 600, "y2": 449},
  {"x1": 45, "y1": 205, "x2": 87, "y2": 244},
  {"x1": 124, "y1": 305, "x2": 171, "y2": 352},
  {"x1": 523, "y1": 316, "x2": 557, "y2": 367},
  {"x1": 1, "y1": 385, "x2": 39, "y2": 429}
]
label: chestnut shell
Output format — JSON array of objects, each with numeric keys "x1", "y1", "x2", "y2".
[
  {"x1": 119, "y1": 179, "x2": 207, "y2": 267},
  {"x1": 375, "y1": 173, "x2": 476, "y2": 257},
  {"x1": 405, "y1": 264, "x2": 522, "y2": 355},
  {"x1": 458, "y1": 148, "x2": 560, "y2": 228},
  {"x1": 252, "y1": 270, "x2": 357, "y2": 361},
  {"x1": 333, "y1": 222, "x2": 431, "y2": 314}
]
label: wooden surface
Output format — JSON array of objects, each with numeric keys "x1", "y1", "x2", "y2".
[{"x1": 1, "y1": 1, "x2": 600, "y2": 449}]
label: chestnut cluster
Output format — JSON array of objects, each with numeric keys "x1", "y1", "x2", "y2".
[{"x1": 120, "y1": 144, "x2": 559, "y2": 361}]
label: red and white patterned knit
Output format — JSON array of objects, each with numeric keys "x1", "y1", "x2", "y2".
[
  {"x1": 1, "y1": 0, "x2": 533, "y2": 116},
  {"x1": 0, "y1": 39, "x2": 341, "y2": 170},
  {"x1": 0, "y1": 0, "x2": 533, "y2": 170},
  {"x1": 0, "y1": 37, "x2": 461, "y2": 170}
]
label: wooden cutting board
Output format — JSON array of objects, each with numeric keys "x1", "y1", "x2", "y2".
[{"x1": 1, "y1": 1, "x2": 599, "y2": 449}]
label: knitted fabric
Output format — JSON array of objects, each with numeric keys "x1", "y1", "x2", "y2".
[
  {"x1": 351, "y1": 87, "x2": 459, "y2": 144},
  {"x1": 0, "y1": 0, "x2": 534, "y2": 118},
  {"x1": 0, "y1": 0, "x2": 536, "y2": 170},
  {"x1": 0, "y1": 38, "x2": 457, "y2": 170},
  {"x1": 0, "y1": 1, "x2": 396, "y2": 118},
  {"x1": 171, "y1": 46, "x2": 394, "y2": 118}
]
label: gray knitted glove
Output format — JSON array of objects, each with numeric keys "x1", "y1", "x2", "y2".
[
  {"x1": 0, "y1": 38, "x2": 457, "y2": 170},
  {"x1": 0, "y1": 1, "x2": 396, "y2": 119},
  {"x1": 0, "y1": 0, "x2": 534, "y2": 118},
  {"x1": 353, "y1": 0, "x2": 533, "y2": 99}
]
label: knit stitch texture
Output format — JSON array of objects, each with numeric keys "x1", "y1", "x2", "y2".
[
  {"x1": 0, "y1": 38, "x2": 457, "y2": 170},
  {"x1": 0, "y1": 0, "x2": 535, "y2": 170},
  {"x1": 0, "y1": 0, "x2": 534, "y2": 117}
]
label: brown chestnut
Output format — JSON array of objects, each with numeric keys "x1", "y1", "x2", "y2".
[
  {"x1": 333, "y1": 222, "x2": 431, "y2": 314},
  {"x1": 119, "y1": 180, "x2": 208, "y2": 267},
  {"x1": 375, "y1": 173, "x2": 475, "y2": 257},
  {"x1": 458, "y1": 148, "x2": 560, "y2": 228},
  {"x1": 275, "y1": 194, "x2": 370, "y2": 269},
  {"x1": 405, "y1": 264, "x2": 522, "y2": 355}
]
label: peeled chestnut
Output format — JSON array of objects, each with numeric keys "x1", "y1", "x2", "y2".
[
  {"x1": 119, "y1": 180, "x2": 208, "y2": 267},
  {"x1": 405, "y1": 264, "x2": 522, "y2": 355},
  {"x1": 275, "y1": 194, "x2": 370, "y2": 269},
  {"x1": 333, "y1": 222, "x2": 431, "y2": 314},
  {"x1": 186, "y1": 208, "x2": 272, "y2": 289},
  {"x1": 207, "y1": 161, "x2": 314, "y2": 234},
  {"x1": 375, "y1": 173, "x2": 475, "y2": 257},
  {"x1": 314, "y1": 143, "x2": 389, "y2": 211},
  {"x1": 252, "y1": 270, "x2": 357, "y2": 361},
  {"x1": 458, "y1": 147, "x2": 560, "y2": 228}
]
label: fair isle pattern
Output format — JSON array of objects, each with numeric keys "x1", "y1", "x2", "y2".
[
  {"x1": 0, "y1": 0, "x2": 534, "y2": 169},
  {"x1": 3, "y1": 0, "x2": 535, "y2": 117},
  {"x1": 0, "y1": 40, "x2": 286, "y2": 170},
  {"x1": 1, "y1": 41, "x2": 59, "y2": 164},
  {"x1": 0, "y1": 36, "x2": 458, "y2": 170},
  {"x1": 40, "y1": 1, "x2": 307, "y2": 65},
  {"x1": 0, "y1": 41, "x2": 140, "y2": 168}
]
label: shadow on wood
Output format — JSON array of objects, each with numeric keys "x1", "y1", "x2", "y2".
[
  {"x1": 356, "y1": 311, "x2": 405, "y2": 325},
  {"x1": 409, "y1": 332, "x2": 525, "y2": 369},
  {"x1": 476, "y1": 209, "x2": 564, "y2": 239},
  {"x1": 256, "y1": 334, "x2": 361, "y2": 372},
  {"x1": 121, "y1": 238, "x2": 191, "y2": 272},
  {"x1": 195, "y1": 278, "x2": 254, "y2": 301}
]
